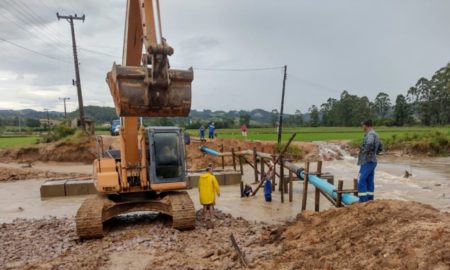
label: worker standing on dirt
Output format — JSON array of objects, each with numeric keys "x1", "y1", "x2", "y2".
[
  {"x1": 357, "y1": 119, "x2": 383, "y2": 202},
  {"x1": 199, "y1": 125, "x2": 205, "y2": 141},
  {"x1": 240, "y1": 124, "x2": 248, "y2": 138},
  {"x1": 198, "y1": 164, "x2": 220, "y2": 223},
  {"x1": 208, "y1": 122, "x2": 215, "y2": 140}
]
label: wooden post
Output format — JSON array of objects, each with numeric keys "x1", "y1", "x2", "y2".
[
  {"x1": 239, "y1": 155, "x2": 244, "y2": 175},
  {"x1": 317, "y1": 160, "x2": 322, "y2": 177},
  {"x1": 272, "y1": 156, "x2": 276, "y2": 191},
  {"x1": 253, "y1": 147, "x2": 258, "y2": 183},
  {"x1": 336, "y1": 180, "x2": 344, "y2": 207},
  {"x1": 289, "y1": 170, "x2": 293, "y2": 202},
  {"x1": 260, "y1": 148, "x2": 265, "y2": 180},
  {"x1": 301, "y1": 161, "x2": 310, "y2": 211},
  {"x1": 353, "y1": 178, "x2": 358, "y2": 196},
  {"x1": 315, "y1": 188, "x2": 320, "y2": 212},
  {"x1": 220, "y1": 144, "x2": 225, "y2": 169},
  {"x1": 232, "y1": 148, "x2": 236, "y2": 171},
  {"x1": 240, "y1": 181, "x2": 244, "y2": 198},
  {"x1": 280, "y1": 157, "x2": 284, "y2": 203}
]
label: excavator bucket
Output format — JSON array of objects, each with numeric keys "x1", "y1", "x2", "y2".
[{"x1": 106, "y1": 64, "x2": 193, "y2": 117}]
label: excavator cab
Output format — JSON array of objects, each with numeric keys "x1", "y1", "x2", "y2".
[{"x1": 148, "y1": 127, "x2": 187, "y2": 187}]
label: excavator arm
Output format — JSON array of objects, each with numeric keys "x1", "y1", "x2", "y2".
[{"x1": 106, "y1": 0, "x2": 193, "y2": 190}]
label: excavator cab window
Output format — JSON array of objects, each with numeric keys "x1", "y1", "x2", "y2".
[{"x1": 153, "y1": 133, "x2": 182, "y2": 179}]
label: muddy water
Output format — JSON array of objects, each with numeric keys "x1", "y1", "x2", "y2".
[{"x1": 0, "y1": 153, "x2": 449, "y2": 224}]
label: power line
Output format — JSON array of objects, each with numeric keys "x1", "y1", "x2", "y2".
[
  {"x1": 191, "y1": 66, "x2": 284, "y2": 72},
  {"x1": 0, "y1": 35, "x2": 69, "y2": 63}
]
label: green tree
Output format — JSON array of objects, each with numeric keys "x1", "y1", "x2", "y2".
[
  {"x1": 393, "y1": 94, "x2": 409, "y2": 126},
  {"x1": 25, "y1": 118, "x2": 41, "y2": 128},
  {"x1": 239, "y1": 113, "x2": 251, "y2": 126},
  {"x1": 294, "y1": 109, "x2": 304, "y2": 126},
  {"x1": 374, "y1": 92, "x2": 391, "y2": 119},
  {"x1": 308, "y1": 105, "x2": 319, "y2": 127}
]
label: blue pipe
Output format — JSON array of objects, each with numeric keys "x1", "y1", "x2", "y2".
[
  {"x1": 199, "y1": 146, "x2": 221, "y2": 156},
  {"x1": 296, "y1": 168, "x2": 359, "y2": 205}
]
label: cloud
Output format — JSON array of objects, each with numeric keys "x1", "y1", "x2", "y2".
[{"x1": 0, "y1": 0, "x2": 449, "y2": 114}]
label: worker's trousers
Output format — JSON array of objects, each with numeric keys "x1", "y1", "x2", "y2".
[{"x1": 358, "y1": 162, "x2": 377, "y2": 202}]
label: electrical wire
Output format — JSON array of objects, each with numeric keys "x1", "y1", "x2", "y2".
[{"x1": 0, "y1": 35, "x2": 69, "y2": 63}]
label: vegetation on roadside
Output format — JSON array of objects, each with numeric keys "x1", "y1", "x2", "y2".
[
  {"x1": 351, "y1": 130, "x2": 450, "y2": 156},
  {"x1": 39, "y1": 123, "x2": 76, "y2": 143},
  {"x1": 274, "y1": 142, "x2": 303, "y2": 159},
  {"x1": 0, "y1": 136, "x2": 39, "y2": 148}
]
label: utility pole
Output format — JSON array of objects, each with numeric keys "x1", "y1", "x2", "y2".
[
  {"x1": 59, "y1": 97, "x2": 70, "y2": 118},
  {"x1": 277, "y1": 65, "x2": 287, "y2": 144},
  {"x1": 57, "y1": 12, "x2": 86, "y2": 131}
]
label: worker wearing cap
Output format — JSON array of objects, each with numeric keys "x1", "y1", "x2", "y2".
[
  {"x1": 357, "y1": 119, "x2": 383, "y2": 202},
  {"x1": 198, "y1": 164, "x2": 220, "y2": 222}
]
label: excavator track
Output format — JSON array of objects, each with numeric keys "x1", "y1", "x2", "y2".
[
  {"x1": 76, "y1": 196, "x2": 108, "y2": 239},
  {"x1": 75, "y1": 192, "x2": 195, "y2": 239},
  {"x1": 167, "y1": 191, "x2": 196, "y2": 230}
]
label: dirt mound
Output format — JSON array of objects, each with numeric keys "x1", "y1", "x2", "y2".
[
  {"x1": 186, "y1": 138, "x2": 278, "y2": 170},
  {"x1": 0, "y1": 136, "x2": 111, "y2": 164},
  {"x1": 0, "y1": 210, "x2": 269, "y2": 270},
  {"x1": 1, "y1": 201, "x2": 449, "y2": 269},
  {"x1": 0, "y1": 166, "x2": 89, "y2": 182},
  {"x1": 270, "y1": 200, "x2": 450, "y2": 269}
]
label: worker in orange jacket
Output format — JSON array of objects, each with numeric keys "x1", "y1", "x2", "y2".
[{"x1": 198, "y1": 164, "x2": 220, "y2": 223}]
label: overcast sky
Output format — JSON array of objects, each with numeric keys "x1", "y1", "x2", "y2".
[{"x1": 0, "y1": 0, "x2": 449, "y2": 114}]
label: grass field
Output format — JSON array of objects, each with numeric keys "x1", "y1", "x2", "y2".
[
  {"x1": 187, "y1": 126, "x2": 450, "y2": 142},
  {"x1": 0, "y1": 136, "x2": 40, "y2": 148}
]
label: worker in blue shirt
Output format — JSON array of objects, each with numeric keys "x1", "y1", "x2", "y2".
[
  {"x1": 199, "y1": 125, "x2": 205, "y2": 141},
  {"x1": 208, "y1": 122, "x2": 215, "y2": 139},
  {"x1": 263, "y1": 164, "x2": 274, "y2": 202},
  {"x1": 357, "y1": 119, "x2": 383, "y2": 202}
]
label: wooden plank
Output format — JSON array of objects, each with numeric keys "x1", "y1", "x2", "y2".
[
  {"x1": 289, "y1": 171, "x2": 293, "y2": 202},
  {"x1": 317, "y1": 160, "x2": 322, "y2": 177},
  {"x1": 280, "y1": 157, "x2": 284, "y2": 203},
  {"x1": 336, "y1": 180, "x2": 344, "y2": 207},
  {"x1": 353, "y1": 178, "x2": 358, "y2": 196},
  {"x1": 315, "y1": 187, "x2": 320, "y2": 212},
  {"x1": 231, "y1": 148, "x2": 236, "y2": 171},
  {"x1": 301, "y1": 161, "x2": 310, "y2": 211},
  {"x1": 230, "y1": 233, "x2": 248, "y2": 268},
  {"x1": 253, "y1": 147, "x2": 258, "y2": 183},
  {"x1": 260, "y1": 147, "x2": 265, "y2": 180},
  {"x1": 220, "y1": 144, "x2": 225, "y2": 169},
  {"x1": 251, "y1": 133, "x2": 297, "y2": 196}
]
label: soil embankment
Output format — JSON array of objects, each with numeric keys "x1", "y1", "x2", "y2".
[
  {"x1": 0, "y1": 166, "x2": 89, "y2": 182},
  {"x1": 0, "y1": 136, "x2": 322, "y2": 170},
  {"x1": 1, "y1": 200, "x2": 449, "y2": 269}
]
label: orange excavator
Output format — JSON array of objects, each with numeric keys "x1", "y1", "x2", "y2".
[{"x1": 76, "y1": 0, "x2": 195, "y2": 238}]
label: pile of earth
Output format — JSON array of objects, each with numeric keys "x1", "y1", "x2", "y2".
[
  {"x1": 270, "y1": 200, "x2": 450, "y2": 269},
  {"x1": 186, "y1": 138, "x2": 319, "y2": 170},
  {"x1": 0, "y1": 136, "x2": 98, "y2": 164},
  {"x1": 1, "y1": 200, "x2": 449, "y2": 269},
  {"x1": 0, "y1": 166, "x2": 90, "y2": 182},
  {"x1": 0, "y1": 135, "x2": 319, "y2": 169}
]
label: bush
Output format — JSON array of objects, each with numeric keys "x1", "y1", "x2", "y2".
[
  {"x1": 40, "y1": 123, "x2": 76, "y2": 143},
  {"x1": 274, "y1": 143, "x2": 303, "y2": 159}
]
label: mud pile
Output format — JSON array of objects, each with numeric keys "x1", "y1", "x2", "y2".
[
  {"x1": 1, "y1": 200, "x2": 449, "y2": 269},
  {"x1": 271, "y1": 200, "x2": 450, "y2": 269},
  {"x1": 0, "y1": 166, "x2": 89, "y2": 182},
  {"x1": 0, "y1": 137, "x2": 97, "y2": 164},
  {"x1": 0, "y1": 211, "x2": 272, "y2": 270}
]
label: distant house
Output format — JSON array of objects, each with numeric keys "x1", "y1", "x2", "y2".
[{"x1": 39, "y1": 119, "x2": 62, "y2": 126}]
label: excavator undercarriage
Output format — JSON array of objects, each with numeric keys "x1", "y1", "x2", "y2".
[{"x1": 76, "y1": 191, "x2": 195, "y2": 239}]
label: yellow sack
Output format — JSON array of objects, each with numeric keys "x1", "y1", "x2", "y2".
[{"x1": 198, "y1": 172, "x2": 220, "y2": 205}]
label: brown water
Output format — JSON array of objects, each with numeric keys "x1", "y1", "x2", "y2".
[{"x1": 0, "y1": 155, "x2": 449, "y2": 224}]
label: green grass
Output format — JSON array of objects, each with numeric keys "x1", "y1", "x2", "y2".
[
  {"x1": 0, "y1": 136, "x2": 40, "y2": 148},
  {"x1": 187, "y1": 126, "x2": 450, "y2": 142}
]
